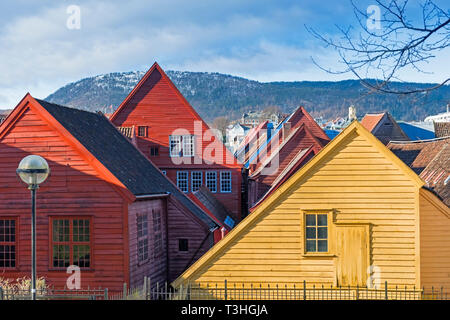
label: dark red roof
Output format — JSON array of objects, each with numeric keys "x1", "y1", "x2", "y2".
[
  {"x1": 361, "y1": 113, "x2": 385, "y2": 132},
  {"x1": 387, "y1": 137, "x2": 449, "y2": 175}
]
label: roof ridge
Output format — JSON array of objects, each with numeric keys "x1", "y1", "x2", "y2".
[{"x1": 389, "y1": 136, "x2": 450, "y2": 144}]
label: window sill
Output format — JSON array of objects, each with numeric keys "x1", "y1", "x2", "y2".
[
  {"x1": 302, "y1": 253, "x2": 336, "y2": 258},
  {"x1": 48, "y1": 268, "x2": 95, "y2": 272}
]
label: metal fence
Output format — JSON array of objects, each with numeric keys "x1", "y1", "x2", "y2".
[
  {"x1": 1, "y1": 278, "x2": 448, "y2": 300},
  {"x1": 173, "y1": 280, "x2": 448, "y2": 300}
]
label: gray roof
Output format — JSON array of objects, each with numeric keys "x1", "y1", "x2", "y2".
[{"x1": 37, "y1": 99, "x2": 218, "y2": 229}]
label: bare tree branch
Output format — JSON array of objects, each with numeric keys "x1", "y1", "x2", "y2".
[{"x1": 306, "y1": 0, "x2": 450, "y2": 94}]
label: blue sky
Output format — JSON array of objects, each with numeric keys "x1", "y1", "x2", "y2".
[{"x1": 0, "y1": 0, "x2": 449, "y2": 109}]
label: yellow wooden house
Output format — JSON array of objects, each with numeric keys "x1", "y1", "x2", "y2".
[{"x1": 172, "y1": 121, "x2": 450, "y2": 293}]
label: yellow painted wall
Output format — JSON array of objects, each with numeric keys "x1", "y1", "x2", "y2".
[
  {"x1": 419, "y1": 190, "x2": 450, "y2": 289},
  {"x1": 179, "y1": 128, "x2": 422, "y2": 289}
]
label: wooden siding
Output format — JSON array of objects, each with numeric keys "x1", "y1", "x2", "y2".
[
  {"x1": 110, "y1": 64, "x2": 242, "y2": 218},
  {"x1": 167, "y1": 196, "x2": 213, "y2": 282},
  {"x1": 128, "y1": 198, "x2": 167, "y2": 288},
  {"x1": 0, "y1": 107, "x2": 129, "y2": 291},
  {"x1": 419, "y1": 190, "x2": 450, "y2": 289},
  {"x1": 174, "y1": 123, "x2": 422, "y2": 289}
]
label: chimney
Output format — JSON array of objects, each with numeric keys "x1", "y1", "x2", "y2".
[{"x1": 282, "y1": 122, "x2": 292, "y2": 141}]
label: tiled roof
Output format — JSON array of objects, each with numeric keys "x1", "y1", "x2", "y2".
[
  {"x1": 387, "y1": 137, "x2": 450, "y2": 175},
  {"x1": 36, "y1": 99, "x2": 218, "y2": 229},
  {"x1": 361, "y1": 113, "x2": 385, "y2": 132},
  {"x1": 434, "y1": 122, "x2": 450, "y2": 138},
  {"x1": 420, "y1": 144, "x2": 450, "y2": 207}
]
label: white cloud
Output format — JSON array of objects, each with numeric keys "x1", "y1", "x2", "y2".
[{"x1": 0, "y1": 0, "x2": 447, "y2": 109}]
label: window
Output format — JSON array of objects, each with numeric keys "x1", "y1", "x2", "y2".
[
  {"x1": 137, "y1": 126, "x2": 148, "y2": 137},
  {"x1": 191, "y1": 171, "x2": 202, "y2": 192},
  {"x1": 153, "y1": 210, "x2": 162, "y2": 256},
  {"x1": 183, "y1": 135, "x2": 195, "y2": 157},
  {"x1": 177, "y1": 171, "x2": 189, "y2": 193},
  {"x1": 170, "y1": 135, "x2": 182, "y2": 157},
  {"x1": 305, "y1": 214, "x2": 328, "y2": 253},
  {"x1": 178, "y1": 239, "x2": 189, "y2": 252},
  {"x1": 169, "y1": 135, "x2": 195, "y2": 157},
  {"x1": 150, "y1": 146, "x2": 159, "y2": 156},
  {"x1": 0, "y1": 218, "x2": 17, "y2": 268},
  {"x1": 51, "y1": 218, "x2": 91, "y2": 269},
  {"x1": 137, "y1": 214, "x2": 149, "y2": 263},
  {"x1": 206, "y1": 171, "x2": 217, "y2": 193},
  {"x1": 161, "y1": 170, "x2": 167, "y2": 175},
  {"x1": 220, "y1": 171, "x2": 232, "y2": 193}
]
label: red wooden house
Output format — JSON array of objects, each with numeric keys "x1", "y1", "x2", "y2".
[
  {"x1": 0, "y1": 94, "x2": 221, "y2": 291},
  {"x1": 109, "y1": 62, "x2": 243, "y2": 221},
  {"x1": 248, "y1": 107, "x2": 330, "y2": 207}
]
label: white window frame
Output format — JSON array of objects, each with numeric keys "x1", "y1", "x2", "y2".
[
  {"x1": 169, "y1": 135, "x2": 182, "y2": 157},
  {"x1": 206, "y1": 171, "x2": 217, "y2": 193},
  {"x1": 183, "y1": 135, "x2": 195, "y2": 157},
  {"x1": 177, "y1": 171, "x2": 189, "y2": 193},
  {"x1": 220, "y1": 171, "x2": 232, "y2": 193},
  {"x1": 191, "y1": 171, "x2": 203, "y2": 192}
]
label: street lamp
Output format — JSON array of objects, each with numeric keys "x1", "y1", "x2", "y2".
[{"x1": 16, "y1": 155, "x2": 50, "y2": 300}]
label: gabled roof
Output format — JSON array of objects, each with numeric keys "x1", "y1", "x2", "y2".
[
  {"x1": 192, "y1": 187, "x2": 235, "y2": 230},
  {"x1": 2, "y1": 94, "x2": 218, "y2": 229},
  {"x1": 244, "y1": 106, "x2": 329, "y2": 168},
  {"x1": 249, "y1": 123, "x2": 321, "y2": 178},
  {"x1": 250, "y1": 146, "x2": 314, "y2": 210},
  {"x1": 434, "y1": 122, "x2": 450, "y2": 138},
  {"x1": 361, "y1": 112, "x2": 409, "y2": 144},
  {"x1": 387, "y1": 137, "x2": 450, "y2": 175},
  {"x1": 109, "y1": 61, "x2": 240, "y2": 167},
  {"x1": 172, "y1": 121, "x2": 425, "y2": 286},
  {"x1": 419, "y1": 144, "x2": 449, "y2": 207},
  {"x1": 361, "y1": 113, "x2": 385, "y2": 132}
]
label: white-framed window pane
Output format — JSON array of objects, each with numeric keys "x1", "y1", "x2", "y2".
[
  {"x1": 191, "y1": 171, "x2": 202, "y2": 192},
  {"x1": 206, "y1": 171, "x2": 217, "y2": 193},
  {"x1": 177, "y1": 171, "x2": 189, "y2": 193},
  {"x1": 170, "y1": 135, "x2": 182, "y2": 157},
  {"x1": 220, "y1": 171, "x2": 232, "y2": 193},
  {"x1": 183, "y1": 135, "x2": 194, "y2": 157}
]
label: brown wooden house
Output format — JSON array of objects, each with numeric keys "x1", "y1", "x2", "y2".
[
  {"x1": 109, "y1": 62, "x2": 243, "y2": 221},
  {"x1": 0, "y1": 94, "x2": 220, "y2": 291},
  {"x1": 361, "y1": 112, "x2": 410, "y2": 145}
]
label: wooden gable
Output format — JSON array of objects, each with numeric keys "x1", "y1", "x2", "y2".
[
  {"x1": 110, "y1": 62, "x2": 239, "y2": 169},
  {"x1": 173, "y1": 121, "x2": 431, "y2": 289},
  {"x1": 0, "y1": 94, "x2": 133, "y2": 290}
]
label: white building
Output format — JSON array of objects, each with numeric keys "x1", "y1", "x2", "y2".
[
  {"x1": 225, "y1": 123, "x2": 251, "y2": 153},
  {"x1": 424, "y1": 104, "x2": 450, "y2": 122}
]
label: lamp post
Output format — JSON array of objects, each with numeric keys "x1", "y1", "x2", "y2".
[{"x1": 16, "y1": 155, "x2": 50, "y2": 300}]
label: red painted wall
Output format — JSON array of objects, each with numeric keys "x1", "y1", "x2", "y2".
[
  {"x1": 111, "y1": 64, "x2": 242, "y2": 219},
  {"x1": 0, "y1": 107, "x2": 129, "y2": 292}
]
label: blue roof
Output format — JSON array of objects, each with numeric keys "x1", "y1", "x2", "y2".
[
  {"x1": 398, "y1": 122, "x2": 435, "y2": 141},
  {"x1": 244, "y1": 116, "x2": 290, "y2": 168},
  {"x1": 325, "y1": 129, "x2": 340, "y2": 140}
]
